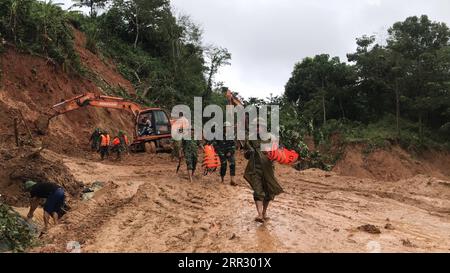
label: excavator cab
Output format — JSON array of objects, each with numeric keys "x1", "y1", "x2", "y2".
[
  {"x1": 136, "y1": 109, "x2": 171, "y2": 137},
  {"x1": 133, "y1": 109, "x2": 173, "y2": 153}
]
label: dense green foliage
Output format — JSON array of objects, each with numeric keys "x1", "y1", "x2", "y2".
[
  {"x1": 72, "y1": 0, "x2": 108, "y2": 17},
  {"x1": 0, "y1": 0, "x2": 82, "y2": 72},
  {"x1": 0, "y1": 0, "x2": 231, "y2": 109},
  {"x1": 0, "y1": 203, "x2": 36, "y2": 252},
  {"x1": 77, "y1": 0, "x2": 222, "y2": 108},
  {"x1": 285, "y1": 15, "x2": 450, "y2": 148}
]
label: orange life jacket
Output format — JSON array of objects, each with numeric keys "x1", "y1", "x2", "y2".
[
  {"x1": 267, "y1": 147, "x2": 299, "y2": 165},
  {"x1": 113, "y1": 137, "x2": 120, "y2": 146},
  {"x1": 202, "y1": 145, "x2": 220, "y2": 170},
  {"x1": 100, "y1": 134, "x2": 110, "y2": 147}
]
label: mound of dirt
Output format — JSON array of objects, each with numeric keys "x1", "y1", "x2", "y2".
[
  {"x1": 333, "y1": 144, "x2": 450, "y2": 181},
  {"x1": 0, "y1": 148, "x2": 82, "y2": 207}
]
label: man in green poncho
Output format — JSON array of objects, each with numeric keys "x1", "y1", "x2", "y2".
[
  {"x1": 243, "y1": 118, "x2": 283, "y2": 223},
  {"x1": 212, "y1": 122, "x2": 237, "y2": 186},
  {"x1": 180, "y1": 130, "x2": 199, "y2": 183}
]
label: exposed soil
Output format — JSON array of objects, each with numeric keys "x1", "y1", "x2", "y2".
[
  {"x1": 1, "y1": 147, "x2": 83, "y2": 207},
  {"x1": 0, "y1": 30, "x2": 137, "y2": 199},
  {"x1": 13, "y1": 150, "x2": 448, "y2": 253},
  {"x1": 333, "y1": 144, "x2": 450, "y2": 181},
  {"x1": 0, "y1": 34, "x2": 135, "y2": 157}
]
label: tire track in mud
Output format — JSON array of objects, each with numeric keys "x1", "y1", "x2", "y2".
[
  {"x1": 292, "y1": 176, "x2": 450, "y2": 216},
  {"x1": 83, "y1": 178, "x2": 251, "y2": 252},
  {"x1": 37, "y1": 182, "x2": 133, "y2": 252}
]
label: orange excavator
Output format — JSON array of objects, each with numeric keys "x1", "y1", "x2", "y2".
[{"x1": 44, "y1": 93, "x2": 174, "y2": 153}]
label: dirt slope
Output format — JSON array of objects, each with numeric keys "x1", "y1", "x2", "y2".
[
  {"x1": 0, "y1": 30, "x2": 135, "y2": 156},
  {"x1": 72, "y1": 28, "x2": 135, "y2": 96},
  {"x1": 333, "y1": 145, "x2": 450, "y2": 181},
  {"x1": 0, "y1": 29, "x2": 137, "y2": 201}
]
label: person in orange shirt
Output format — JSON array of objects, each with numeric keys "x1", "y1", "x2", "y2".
[
  {"x1": 99, "y1": 130, "x2": 110, "y2": 160},
  {"x1": 111, "y1": 131, "x2": 130, "y2": 160}
]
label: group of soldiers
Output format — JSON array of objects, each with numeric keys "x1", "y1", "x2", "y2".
[
  {"x1": 87, "y1": 118, "x2": 283, "y2": 224},
  {"x1": 178, "y1": 118, "x2": 282, "y2": 223},
  {"x1": 89, "y1": 128, "x2": 129, "y2": 160},
  {"x1": 177, "y1": 122, "x2": 237, "y2": 185}
]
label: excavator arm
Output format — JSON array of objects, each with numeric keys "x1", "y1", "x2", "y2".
[
  {"x1": 36, "y1": 92, "x2": 143, "y2": 135},
  {"x1": 49, "y1": 93, "x2": 142, "y2": 119}
]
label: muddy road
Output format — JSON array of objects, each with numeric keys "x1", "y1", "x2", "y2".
[{"x1": 18, "y1": 150, "x2": 450, "y2": 253}]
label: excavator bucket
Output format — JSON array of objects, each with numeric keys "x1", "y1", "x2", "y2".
[{"x1": 36, "y1": 115, "x2": 51, "y2": 135}]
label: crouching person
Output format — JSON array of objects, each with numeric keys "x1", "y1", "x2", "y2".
[{"x1": 24, "y1": 180, "x2": 65, "y2": 232}]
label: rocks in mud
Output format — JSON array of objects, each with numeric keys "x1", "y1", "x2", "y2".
[
  {"x1": 81, "y1": 181, "x2": 104, "y2": 201},
  {"x1": 357, "y1": 224, "x2": 381, "y2": 234},
  {"x1": 384, "y1": 223, "x2": 395, "y2": 230},
  {"x1": 438, "y1": 180, "x2": 450, "y2": 187},
  {"x1": 35, "y1": 116, "x2": 50, "y2": 135},
  {"x1": 401, "y1": 239, "x2": 417, "y2": 248},
  {"x1": 0, "y1": 203, "x2": 38, "y2": 252}
]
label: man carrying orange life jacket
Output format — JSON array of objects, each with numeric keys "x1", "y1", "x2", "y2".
[
  {"x1": 99, "y1": 130, "x2": 110, "y2": 160},
  {"x1": 112, "y1": 131, "x2": 130, "y2": 160}
]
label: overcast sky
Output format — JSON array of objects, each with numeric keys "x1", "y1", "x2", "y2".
[{"x1": 60, "y1": 0, "x2": 450, "y2": 99}]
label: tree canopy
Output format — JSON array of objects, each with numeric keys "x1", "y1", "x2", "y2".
[{"x1": 285, "y1": 15, "x2": 450, "y2": 145}]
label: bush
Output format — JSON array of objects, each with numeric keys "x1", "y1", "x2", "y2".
[
  {"x1": 439, "y1": 122, "x2": 450, "y2": 141},
  {"x1": 0, "y1": 33, "x2": 4, "y2": 53},
  {"x1": 81, "y1": 20, "x2": 100, "y2": 54},
  {"x1": 0, "y1": 203, "x2": 36, "y2": 252},
  {"x1": 321, "y1": 115, "x2": 449, "y2": 151},
  {"x1": 65, "y1": 10, "x2": 85, "y2": 30},
  {"x1": 0, "y1": 0, "x2": 82, "y2": 73}
]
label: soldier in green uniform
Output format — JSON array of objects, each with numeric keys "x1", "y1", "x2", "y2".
[
  {"x1": 243, "y1": 118, "x2": 283, "y2": 223},
  {"x1": 89, "y1": 128, "x2": 101, "y2": 152},
  {"x1": 213, "y1": 122, "x2": 237, "y2": 186},
  {"x1": 118, "y1": 130, "x2": 129, "y2": 154},
  {"x1": 181, "y1": 138, "x2": 199, "y2": 183}
]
